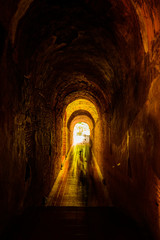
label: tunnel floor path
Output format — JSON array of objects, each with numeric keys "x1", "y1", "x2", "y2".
[
  {"x1": 1, "y1": 144, "x2": 152, "y2": 240},
  {"x1": 46, "y1": 144, "x2": 111, "y2": 207}
]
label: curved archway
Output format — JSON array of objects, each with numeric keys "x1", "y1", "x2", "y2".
[
  {"x1": 67, "y1": 110, "x2": 95, "y2": 129},
  {"x1": 61, "y1": 98, "x2": 99, "y2": 158},
  {"x1": 68, "y1": 114, "x2": 94, "y2": 149}
]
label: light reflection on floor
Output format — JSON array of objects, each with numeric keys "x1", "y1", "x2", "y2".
[{"x1": 46, "y1": 143, "x2": 111, "y2": 207}]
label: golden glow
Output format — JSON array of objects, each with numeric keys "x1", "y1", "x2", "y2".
[
  {"x1": 73, "y1": 122, "x2": 90, "y2": 145},
  {"x1": 66, "y1": 99, "x2": 98, "y2": 123},
  {"x1": 70, "y1": 144, "x2": 91, "y2": 178}
]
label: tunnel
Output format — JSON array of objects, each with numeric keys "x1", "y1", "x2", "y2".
[{"x1": 0, "y1": 0, "x2": 160, "y2": 239}]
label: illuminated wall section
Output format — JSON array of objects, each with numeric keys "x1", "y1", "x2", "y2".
[{"x1": 66, "y1": 99, "x2": 98, "y2": 124}]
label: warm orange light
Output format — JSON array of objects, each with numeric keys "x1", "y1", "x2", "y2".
[{"x1": 66, "y1": 99, "x2": 98, "y2": 124}]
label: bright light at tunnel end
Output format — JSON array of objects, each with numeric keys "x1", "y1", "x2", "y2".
[
  {"x1": 73, "y1": 122, "x2": 90, "y2": 145},
  {"x1": 73, "y1": 135, "x2": 85, "y2": 145}
]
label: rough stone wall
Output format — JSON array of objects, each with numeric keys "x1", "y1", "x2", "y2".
[
  {"x1": 102, "y1": 24, "x2": 160, "y2": 240},
  {"x1": 0, "y1": 41, "x2": 28, "y2": 228},
  {"x1": 128, "y1": 32, "x2": 160, "y2": 237},
  {"x1": 0, "y1": 1, "x2": 160, "y2": 239},
  {"x1": 0, "y1": 47, "x2": 62, "y2": 230},
  {"x1": 92, "y1": 115, "x2": 107, "y2": 172},
  {"x1": 129, "y1": 107, "x2": 160, "y2": 239}
]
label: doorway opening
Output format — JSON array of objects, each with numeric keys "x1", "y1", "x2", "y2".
[
  {"x1": 71, "y1": 122, "x2": 91, "y2": 183},
  {"x1": 61, "y1": 98, "x2": 98, "y2": 163},
  {"x1": 73, "y1": 122, "x2": 90, "y2": 145}
]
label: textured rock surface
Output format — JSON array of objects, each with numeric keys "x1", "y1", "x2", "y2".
[{"x1": 0, "y1": 0, "x2": 160, "y2": 239}]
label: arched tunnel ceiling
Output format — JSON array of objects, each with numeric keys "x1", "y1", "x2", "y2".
[
  {"x1": 67, "y1": 110, "x2": 95, "y2": 130},
  {"x1": 66, "y1": 99, "x2": 98, "y2": 124},
  {"x1": 69, "y1": 115, "x2": 94, "y2": 134},
  {"x1": 4, "y1": 0, "x2": 160, "y2": 143}
]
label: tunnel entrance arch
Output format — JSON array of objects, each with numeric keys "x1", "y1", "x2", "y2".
[
  {"x1": 52, "y1": 90, "x2": 110, "y2": 207},
  {"x1": 61, "y1": 98, "x2": 98, "y2": 162},
  {"x1": 48, "y1": 95, "x2": 109, "y2": 207},
  {"x1": 69, "y1": 115, "x2": 94, "y2": 150}
]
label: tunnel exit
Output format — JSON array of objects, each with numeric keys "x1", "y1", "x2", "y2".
[
  {"x1": 71, "y1": 122, "x2": 91, "y2": 181},
  {"x1": 46, "y1": 98, "x2": 110, "y2": 207},
  {"x1": 73, "y1": 122, "x2": 90, "y2": 145}
]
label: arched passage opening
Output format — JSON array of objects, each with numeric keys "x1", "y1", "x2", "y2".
[
  {"x1": 67, "y1": 111, "x2": 95, "y2": 150},
  {"x1": 70, "y1": 122, "x2": 91, "y2": 183},
  {"x1": 61, "y1": 98, "x2": 99, "y2": 166},
  {"x1": 46, "y1": 95, "x2": 111, "y2": 207},
  {"x1": 73, "y1": 122, "x2": 90, "y2": 145}
]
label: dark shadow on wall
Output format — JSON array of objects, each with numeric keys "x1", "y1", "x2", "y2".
[
  {"x1": 103, "y1": 110, "x2": 159, "y2": 240},
  {"x1": 0, "y1": 24, "x2": 6, "y2": 58},
  {"x1": 140, "y1": 113, "x2": 160, "y2": 239},
  {"x1": 146, "y1": 114, "x2": 160, "y2": 178}
]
